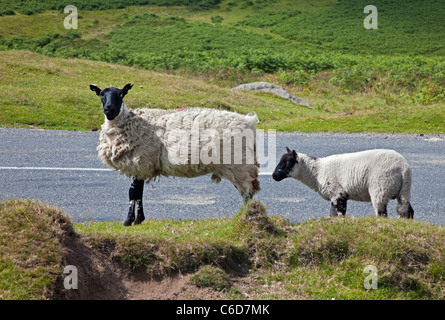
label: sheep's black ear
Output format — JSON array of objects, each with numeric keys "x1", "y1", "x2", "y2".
[
  {"x1": 90, "y1": 84, "x2": 102, "y2": 96},
  {"x1": 121, "y1": 83, "x2": 134, "y2": 97},
  {"x1": 292, "y1": 150, "x2": 298, "y2": 162},
  {"x1": 286, "y1": 146, "x2": 291, "y2": 153}
]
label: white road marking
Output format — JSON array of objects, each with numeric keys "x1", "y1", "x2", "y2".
[
  {"x1": 0, "y1": 166, "x2": 273, "y2": 175},
  {"x1": 0, "y1": 166, "x2": 114, "y2": 171}
]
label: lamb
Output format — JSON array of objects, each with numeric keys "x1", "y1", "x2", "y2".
[
  {"x1": 272, "y1": 147, "x2": 414, "y2": 219},
  {"x1": 90, "y1": 83, "x2": 260, "y2": 226}
]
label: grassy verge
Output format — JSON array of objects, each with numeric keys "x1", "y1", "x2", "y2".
[
  {"x1": 1, "y1": 50, "x2": 443, "y2": 133},
  {"x1": 2, "y1": 199, "x2": 444, "y2": 300},
  {"x1": 0, "y1": 50, "x2": 294, "y2": 131}
]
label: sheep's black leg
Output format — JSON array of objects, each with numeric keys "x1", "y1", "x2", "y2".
[
  {"x1": 124, "y1": 179, "x2": 145, "y2": 226},
  {"x1": 134, "y1": 199, "x2": 145, "y2": 225},
  {"x1": 124, "y1": 200, "x2": 136, "y2": 227}
]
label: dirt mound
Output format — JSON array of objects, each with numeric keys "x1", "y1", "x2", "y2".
[
  {"x1": 125, "y1": 271, "x2": 228, "y2": 300},
  {"x1": 54, "y1": 233, "x2": 128, "y2": 299},
  {"x1": 54, "y1": 225, "x2": 231, "y2": 300}
]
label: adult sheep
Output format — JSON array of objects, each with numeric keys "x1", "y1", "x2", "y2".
[
  {"x1": 90, "y1": 83, "x2": 260, "y2": 226},
  {"x1": 272, "y1": 147, "x2": 414, "y2": 219}
]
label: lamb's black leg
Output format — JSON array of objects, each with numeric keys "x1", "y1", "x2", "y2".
[
  {"x1": 124, "y1": 179, "x2": 145, "y2": 226},
  {"x1": 336, "y1": 196, "x2": 347, "y2": 216},
  {"x1": 331, "y1": 194, "x2": 348, "y2": 217},
  {"x1": 378, "y1": 206, "x2": 388, "y2": 218},
  {"x1": 408, "y1": 203, "x2": 414, "y2": 219}
]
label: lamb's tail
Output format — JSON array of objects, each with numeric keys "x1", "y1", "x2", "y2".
[{"x1": 397, "y1": 166, "x2": 414, "y2": 219}]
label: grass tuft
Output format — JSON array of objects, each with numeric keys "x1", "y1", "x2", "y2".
[
  {"x1": 190, "y1": 265, "x2": 232, "y2": 291},
  {"x1": 235, "y1": 200, "x2": 283, "y2": 237},
  {"x1": 0, "y1": 199, "x2": 74, "y2": 299}
]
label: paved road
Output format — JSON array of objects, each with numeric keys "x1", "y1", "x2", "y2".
[{"x1": 1, "y1": 128, "x2": 444, "y2": 225}]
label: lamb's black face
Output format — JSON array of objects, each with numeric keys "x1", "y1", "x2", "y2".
[
  {"x1": 272, "y1": 147, "x2": 298, "y2": 181},
  {"x1": 90, "y1": 83, "x2": 133, "y2": 121}
]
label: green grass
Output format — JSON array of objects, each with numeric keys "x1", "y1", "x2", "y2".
[
  {"x1": 75, "y1": 217, "x2": 239, "y2": 242},
  {"x1": 0, "y1": 50, "x2": 443, "y2": 133},
  {"x1": 2, "y1": 199, "x2": 445, "y2": 299},
  {"x1": 0, "y1": 0, "x2": 444, "y2": 133}
]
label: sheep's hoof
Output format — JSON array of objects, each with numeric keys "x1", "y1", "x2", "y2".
[
  {"x1": 124, "y1": 216, "x2": 134, "y2": 227},
  {"x1": 337, "y1": 212, "x2": 346, "y2": 217},
  {"x1": 134, "y1": 213, "x2": 145, "y2": 225}
]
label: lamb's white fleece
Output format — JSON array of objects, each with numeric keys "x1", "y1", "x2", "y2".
[{"x1": 290, "y1": 149, "x2": 412, "y2": 217}]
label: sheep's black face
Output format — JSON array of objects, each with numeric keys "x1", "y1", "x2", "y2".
[
  {"x1": 100, "y1": 87, "x2": 125, "y2": 120},
  {"x1": 272, "y1": 147, "x2": 298, "y2": 181},
  {"x1": 90, "y1": 83, "x2": 133, "y2": 121}
]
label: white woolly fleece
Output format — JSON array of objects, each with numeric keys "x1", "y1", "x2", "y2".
[
  {"x1": 97, "y1": 105, "x2": 260, "y2": 197},
  {"x1": 290, "y1": 149, "x2": 412, "y2": 215}
]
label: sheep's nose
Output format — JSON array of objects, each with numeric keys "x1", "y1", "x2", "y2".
[{"x1": 272, "y1": 170, "x2": 285, "y2": 181}]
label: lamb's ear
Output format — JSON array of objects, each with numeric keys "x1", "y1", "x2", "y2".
[
  {"x1": 292, "y1": 150, "x2": 298, "y2": 162},
  {"x1": 121, "y1": 83, "x2": 134, "y2": 97},
  {"x1": 90, "y1": 84, "x2": 102, "y2": 96}
]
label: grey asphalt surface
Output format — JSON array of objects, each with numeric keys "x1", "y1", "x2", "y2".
[{"x1": 1, "y1": 128, "x2": 444, "y2": 225}]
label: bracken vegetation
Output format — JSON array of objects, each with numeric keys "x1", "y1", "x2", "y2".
[{"x1": 0, "y1": 0, "x2": 221, "y2": 15}]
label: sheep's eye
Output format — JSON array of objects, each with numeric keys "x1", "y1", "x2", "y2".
[
  {"x1": 119, "y1": 92, "x2": 124, "y2": 98},
  {"x1": 99, "y1": 92, "x2": 104, "y2": 97}
]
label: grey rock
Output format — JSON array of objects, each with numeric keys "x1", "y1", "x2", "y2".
[{"x1": 231, "y1": 82, "x2": 312, "y2": 108}]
